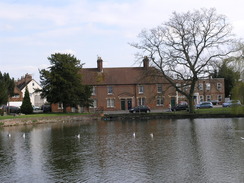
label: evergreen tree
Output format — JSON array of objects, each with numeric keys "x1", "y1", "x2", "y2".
[
  {"x1": 39, "y1": 53, "x2": 92, "y2": 113},
  {"x1": 0, "y1": 72, "x2": 15, "y2": 106},
  {"x1": 20, "y1": 87, "x2": 33, "y2": 114},
  {"x1": 214, "y1": 60, "x2": 240, "y2": 98}
]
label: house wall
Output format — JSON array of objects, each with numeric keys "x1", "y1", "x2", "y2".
[
  {"x1": 176, "y1": 78, "x2": 225, "y2": 105},
  {"x1": 88, "y1": 83, "x2": 174, "y2": 112},
  {"x1": 22, "y1": 80, "x2": 46, "y2": 107}
]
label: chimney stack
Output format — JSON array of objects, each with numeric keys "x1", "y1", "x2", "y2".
[
  {"x1": 97, "y1": 57, "x2": 103, "y2": 72},
  {"x1": 143, "y1": 56, "x2": 149, "y2": 69}
]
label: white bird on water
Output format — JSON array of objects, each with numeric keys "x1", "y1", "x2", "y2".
[
  {"x1": 7, "y1": 133, "x2": 11, "y2": 137},
  {"x1": 241, "y1": 137, "x2": 244, "y2": 140},
  {"x1": 150, "y1": 133, "x2": 154, "y2": 138},
  {"x1": 77, "y1": 134, "x2": 80, "y2": 139},
  {"x1": 22, "y1": 133, "x2": 25, "y2": 138},
  {"x1": 133, "y1": 132, "x2": 136, "y2": 138}
]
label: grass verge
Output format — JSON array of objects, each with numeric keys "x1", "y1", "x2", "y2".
[{"x1": 0, "y1": 113, "x2": 89, "y2": 121}]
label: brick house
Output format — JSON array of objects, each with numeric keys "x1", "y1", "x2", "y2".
[
  {"x1": 51, "y1": 57, "x2": 225, "y2": 113},
  {"x1": 175, "y1": 78, "x2": 225, "y2": 105},
  {"x1": 80, "y1": 57, "x2": 175, "y2": 112}
]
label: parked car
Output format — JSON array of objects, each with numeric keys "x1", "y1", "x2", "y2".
[
  {"x1": 211, "y1": 100, "x2": 219, "y2": 105},
  {"x1": 196, "y1": 101, "x2": 213, "y2": 109},
  {"x1": 171, "y1": 103, "x2": 189, "y2": 111},
  {"x1": 41, "y1": 104, "x2": 51, "y2": 113},
  {"x1": 129, "y1": 105, "x2": 150, "y2": 113},
  {"x1": 222, "y1": 100, "x2": 241, "y2": 107},
  {"x1": 1, "y1": 105, "x2": 21, "y2": 114},
  {"x1": 33, "y1": 106, "x2": 40, "y2": 110}
]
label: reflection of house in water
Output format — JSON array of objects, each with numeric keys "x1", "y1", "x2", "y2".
[{"x1": 9, "y1": 74, "x2": 46, "y2": 107}]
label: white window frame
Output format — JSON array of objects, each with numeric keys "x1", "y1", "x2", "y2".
[
  {"x1": 206, "y1": 95, "x2": 211, "y2": 101},
  {"x1": 91, "y1": 86, "x2": 96, "y2": 96},
  {"x1": 217, "y1": 95, "x2": 222, "y2": 102},
  {"x1": 156, "y1": 96, "x2": 164, "y2": 106},
  {"x1": 138, "y1": 85, "x2": 144, "y2": 94},
  {"x1": 199, "y1": 95, "x2": 204, "y2": 102},
  {"x1": 157, "y1": 84, "x2": 162, "y2": 93},
  {"x1": 206, "y1": 83, "x2": 211, "y2": 91},
  {"x1": 107, "y1": 98, "x2": 115, "y2": 108},
  {"x1": 217, "y1": 83, "x2": 222, "y2": 90},
  {"x1": 58, "y1": 102, "x2": 63, "y2": 109},
  {"x1": 198, "y1": 83, "x2": 203, "y2": 91},
  {"x1": 90, "y1": 99, "x2": 97, "y2": 108},
  {"x1": 138, "y1": 97, "x2": 145, "y2": 106},
  {"x1": 107, "y1": 86, "x2": 113, "y2": 95}
]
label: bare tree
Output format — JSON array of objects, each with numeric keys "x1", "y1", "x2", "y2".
[{"x1": 131, "y1": 8, "x2": 239, "y2": 113}]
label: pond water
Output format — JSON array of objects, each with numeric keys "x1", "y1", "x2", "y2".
[{"x1": 0, "y1": 118, "x2": 244, "y2": 183}]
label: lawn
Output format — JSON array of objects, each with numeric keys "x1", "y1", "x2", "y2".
[{"x1": 0, "y1": 112, "x2": 89, "y2": 121}]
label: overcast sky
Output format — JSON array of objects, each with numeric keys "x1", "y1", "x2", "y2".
[{"x1": 1, "y1": 0, "x2": 244, "y2": 82}]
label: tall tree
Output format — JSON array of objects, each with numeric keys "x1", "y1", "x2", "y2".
[
  {"x1": 214, "y1": 59, "x2": 240, "y2": 98},
  {"x1": 0, "y1": 72, "x2": 15, "y2": 106},
  {"x1": 131, "y1": 8, "x2": 238, "y2": 113},
  {"x1": 39, "y1": 53, "x2": 91, "y2": 113},
  {"x1": 20, "y1": 87, "x2": 33, "y2": 114}
]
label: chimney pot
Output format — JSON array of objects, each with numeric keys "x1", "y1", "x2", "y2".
[
  {"x1": 97, "y1": 57, "x2": 103, "y2": 72},
  {"x1": 143, "y1": 56, "x2": 149, "y2": 69}
]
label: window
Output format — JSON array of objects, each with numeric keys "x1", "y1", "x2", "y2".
[
  {"x1": 199, "y1": 95, "x2": 204, "y2": 102},
  {"x1": 91, "y1": 86, "x2": 96, "y2": 95},
  {"x1": 156, "y1": 96, "x2": 164, "y2": 106},
  {"x1": 58, "y1": 103, "x2": 63, "y2": 109},
  {"x1": 12, "y1": 94, "x2": 20, "y2": 98},
  {"x1": 206, "y1": 95, "x2": 211, "y2": 101},
  {"x1": 138, "y1": 85, "x2": 144, "y2": 94},
  {"x1": 217, "y1": 83, "x2": 222, "y2": 90},
  {"x1": 206, "y1": 83, "x2": 211, "y2": 91},
  {"x1": 107, "y1": 86, "x2": 113, "y2": 95},
  {"x1": 32, "y1": 83, "x2": 35, "y2": 86},
  {"x1": 138, "y1": 97, "x2": 145, "y2": 105},
  {"x1": 157, "y1": 84, "x2": 162, "y2": 93},
  {"x1": 217, "y1": 95, "x2": 222, "y2": 102},
  {"x1": 90, "y1": 99, "x2": 97, "y2": 108},
  {"x1": 183, "y1": 85, "x2": 190, "y2": 92},
  {"x1": 198, "y1": 83, "x2": 203, "y2": 91},
  {"x1": 107, "y1": 98, "x2": 115, "y2": 108},
  {"x1": 176, "y1": 83, "x2": 181, "y2": 88}
]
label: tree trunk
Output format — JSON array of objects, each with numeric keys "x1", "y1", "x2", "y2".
[
  {"x1": 188, "y1": 95, "x2": 195, "y2": 113},
  {"x1": 63, "y1": 103, "x2": 67, "y2": 113}
]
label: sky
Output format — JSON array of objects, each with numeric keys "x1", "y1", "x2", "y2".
[{"x1": 1, "y1": 0, "x2": 244, "y2": 82}]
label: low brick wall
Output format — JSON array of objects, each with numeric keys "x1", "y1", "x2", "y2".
[{"x1": 0, "y1": 115, "x2": 101, "y2": 127}]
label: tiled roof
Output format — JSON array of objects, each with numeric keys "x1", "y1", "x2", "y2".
[{"x1": 80, "y1": 67, "x2": 167, "y2": 85}]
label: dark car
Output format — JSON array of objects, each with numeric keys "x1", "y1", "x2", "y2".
[
  {"x1": 1, "y1": 105, "x2": 21, "y2": 114},
  {"x1": 129, "y1": 105, "x2": 150, "y2": 113},
  {"x1": 171, "y1": 103, "x2": 188, "y2": 111},
  {"x1": 196, "y1": 101, "x2": 213, "y2": 109},
  {"x1": 41, "y1": 104, "x2": 51, "y2": 113}
]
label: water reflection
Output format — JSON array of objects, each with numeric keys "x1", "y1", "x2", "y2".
[{"x1": 0, "y1": 118, "x2": 244, "y2": 182}]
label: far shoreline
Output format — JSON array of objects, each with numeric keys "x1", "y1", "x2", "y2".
[{"x1": 1, "y1": 111, "x2": 244, "y2": 127}]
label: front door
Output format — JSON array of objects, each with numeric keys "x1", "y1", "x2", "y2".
[
  {"x1": 127, "y1": 99, "x2": 132, "y2": 110},
  {"x1": 121, "y1": 99, "x2": 126, "y2": 110},
  {"x1": 171, "y1": 97, "x2": 176, "y2": 107}
]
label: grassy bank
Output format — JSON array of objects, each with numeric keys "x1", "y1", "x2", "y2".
[{"x1": 0, "y1": 113, "x2": 89, "y2": 121}]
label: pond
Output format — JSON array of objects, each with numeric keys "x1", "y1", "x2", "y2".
[{"x1": 0, "y1": 118, "x2": 244, "y2": 182}]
